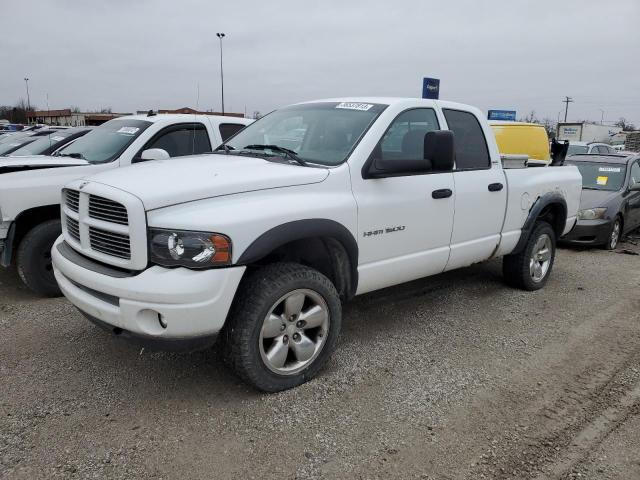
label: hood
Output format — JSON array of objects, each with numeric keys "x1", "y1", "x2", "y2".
[
  {"x1": 86, "y1": 154, "x2": 330, "y2": 210},
  {"x1": 579, "y1": 188, "x2": 621, "y2": 209},
  {"x1": 0, "y1": 155, "x2": 88, "y2": 174}
]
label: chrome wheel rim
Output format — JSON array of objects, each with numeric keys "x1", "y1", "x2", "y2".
[
  {"x1": 529, "y1": 233, "x2": 552, "y2": 283},
  {"x1": 259, "y1": 289, "x2": 330, "y2": 376},
  {"x1": 610, "y1": 221, "x2": 620, "y2": 249}
]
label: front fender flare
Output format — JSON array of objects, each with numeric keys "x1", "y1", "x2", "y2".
[{"x1": 236, "y1": 218, "x2": 359, "y2": 295}]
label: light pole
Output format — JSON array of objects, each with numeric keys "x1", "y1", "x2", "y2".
[
  {"x1": 599, "y1": 109, "x2": 604, "y2": 125},
  {"x1": 216, "y1": 32, "x2": 225, "y2": 115},
  {"x1": 24, "y1": 77, "x2": 31, "y2": 123}
]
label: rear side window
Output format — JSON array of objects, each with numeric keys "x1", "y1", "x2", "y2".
[
  {"x1": 379, "y1": 108, "x2": 440, "y2": 161},
  {"x1": 442, "y1": 109, "x2": 490, "y2": 170},
  {"x1": 145, "y1": 124, "x2": 211, "y2": 157},
  {"x1": 219, "y1": 123, "x2": 246, "y2": 141}
]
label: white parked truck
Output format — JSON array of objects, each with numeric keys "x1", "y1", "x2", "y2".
[
  {"x1": 52, "y1": 98, "x2": 582, "y2": 391},
  {"x1": 0, "y1": 113, "x2": 252, "y2": 295},
  {"x1": 557, "y1": 122, "x2": 621, "y2": 143}
]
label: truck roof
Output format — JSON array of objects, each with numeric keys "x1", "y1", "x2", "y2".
[
  {"x1": 295, "y1": 97, "x2": 475, "y2": 111},
  {"x1": 114, "y1": 113, "x2": 252, "y2": 125}
]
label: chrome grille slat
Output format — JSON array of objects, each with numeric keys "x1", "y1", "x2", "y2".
[
  {"x1": 64, "y1": 189, "x2": 80, "y2": 212},
  {"x1": 66, "y1": 217, "x2": 80, "y2": 242},
  {"x1": 88, "y1": 194, "x2": 129, "y2": 225},
  {"x1": 89, "y1": 226, "x2": 131, "y2": 259}
]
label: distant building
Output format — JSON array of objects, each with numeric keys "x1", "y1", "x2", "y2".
[
  {"x1": 138, "y1": 107, "x2": 245, "y2": 118},
  {"x1": 27, "y1": 109, "x2": 131, "y2": 126}
]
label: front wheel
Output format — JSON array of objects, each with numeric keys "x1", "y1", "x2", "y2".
[
  {"x1": 16, "y1": 220, "x2": 62, "y2": 297},
  {"x1": 503, "y1": 222, "x2": 556, "y2": 291},
  {"x1": 603, "y1": 216, "x2": 621, "y2": 250},
  {"x1": 220, "y1": 262, "x2": 342, "y2": 392}
]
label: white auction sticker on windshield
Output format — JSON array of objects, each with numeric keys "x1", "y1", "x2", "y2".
[
  {"x1": 599, "y1": 166, "x2": 621, "y2": 172},
  {"x1": 117, "y1": 127, "x2": 140, "y2": 135},
  {"x1": 335, "y1": 102, "x2": 374, "y2": 111}
]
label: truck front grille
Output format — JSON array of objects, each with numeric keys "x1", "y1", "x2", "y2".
[
  {"x1": 88, "y1": 227, "x2": 131, "y2": 259},
  {"x1": 64, "y1": 189, "x2": 80, "y2": 213},
  {"x1": 61, "y1": 183, "x2": 146, "y2": 269},
  {"x1": 88, "y1": 195, "x2": 129, "y2": 225},
  {"x1": 66, "y1": 217, "x2": 80, "y2": 242}
]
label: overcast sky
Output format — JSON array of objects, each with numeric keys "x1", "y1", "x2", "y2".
[{"x1": 2, "y1": 0, "x2": 639, "y2": 124}]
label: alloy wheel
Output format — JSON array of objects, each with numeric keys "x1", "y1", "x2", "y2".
[
  {"x1": 259, "y1": 289, "x2": 330, "y2": 375},
  {"x1": 529, "y1": 233, "x2": 552, "y2": 283}
]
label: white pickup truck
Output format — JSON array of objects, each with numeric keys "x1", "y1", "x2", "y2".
[
  {"x1": 0, "y1": 113, "x2": 252, "y2": 295},
  {"x1": 52, "y1": 98, "x2": 582, "y2": 391}
]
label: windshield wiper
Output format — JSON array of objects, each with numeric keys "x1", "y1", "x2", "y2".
[
  {"x1": 243, "y1": 144, "x2": 307, "y2": 166},
  {"x1": 214, "y1": 144, "x2": 235, "y2": 153},
  {"x1": 55, "y1": 152, "x2": 85, "y2": 160}
]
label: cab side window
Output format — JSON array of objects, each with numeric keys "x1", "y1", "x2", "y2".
[
  {"x1": 378, "y1": 108, "x2": 440, "y2": 162},
  {"x1": 219, "y1": 123, "x2": 246, "y2": 142},
  {"x1": 443, "y1": 109, "x2": 490, "y2": 170},
  {"x1": 144, "y1": 123, "x2": 211, "y2": 158}
]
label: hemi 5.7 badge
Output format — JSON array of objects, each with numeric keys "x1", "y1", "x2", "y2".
[{"x1": 363, "y1": 226, "x2": 406, "y2": 237}]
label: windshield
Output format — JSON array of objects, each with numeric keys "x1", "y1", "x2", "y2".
[
  {"x1": 0, "y1": 137, "x2": 36, "y2": 155},
  {"x1": 566, "y1": 161, "x2": 626, "y2": 191},
  {"x1": 223, "y1": 102, "x2": 387, "y2": 166},
  {"x1": 567, "y1": 144, "x2": 588, "y2": 155},
  {"x1": 9, "y1": 130, "x2": 77, "y2": 156},
  {"x1": 55, "y1": 119, "x2": 151, "y2": 163}
]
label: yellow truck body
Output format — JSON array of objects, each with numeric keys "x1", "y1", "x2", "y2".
[{"x1": 489, "y1": 121, "x2": 551, "y2": 162}]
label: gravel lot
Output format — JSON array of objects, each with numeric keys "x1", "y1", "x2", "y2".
[{"x1": 1, "y1": 238, "x2": 640, "y2": 479}]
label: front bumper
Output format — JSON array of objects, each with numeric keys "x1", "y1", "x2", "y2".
[
  {"x1": 52, "y1": 237, "x2": 246, "y2": 349},
  {"x1": 561, "y1": 218, "x2": 612, "y2": 245}
]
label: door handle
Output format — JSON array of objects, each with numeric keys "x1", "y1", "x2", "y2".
[
  {"x1": 488, "y1": 182, "x2": 504, "y2": 192},
  {"x1": 432, "y1": 188, "x2": 453, "y2": 199}
]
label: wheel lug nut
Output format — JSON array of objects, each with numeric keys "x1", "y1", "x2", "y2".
[
  {"x1": 292, "y1": 333, "x2": 300, "y2": 341},
  {"x1": 283, "y1": 335, "x2": 289, "y2": 344},
  {"x1": 296, "y1": 320, "x2": 305, "y2": 328},
  {"x1": 289, "y1": 315, "x2": 296, "y2": 321},
  {"x1": 280, "y1": 324, "x2": 286, "y2": 331}
]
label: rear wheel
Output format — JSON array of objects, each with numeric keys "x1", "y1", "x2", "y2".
[
  {"x1": 503, "y1": 221, "x2": 556, "y2": 291},
  {"x1": 603, "y1": 216, "x2": 621, "y2": 250},
  {"x1": 220, "y1": 262, "x2": 341, "y2": 392},
  {"x1": 16, "y1": 220, "x2": 62, "y2": 297}
]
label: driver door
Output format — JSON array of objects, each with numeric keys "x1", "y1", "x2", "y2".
[{"x1": 349, "y1": 108, "x2": 455, "y2": 294}]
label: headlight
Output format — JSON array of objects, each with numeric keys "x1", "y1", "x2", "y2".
[
  {"x1": 577, "y1": 208, "x2": 607, "y2": 220},
  {"x1": 149, "y1": 229, "x2": 232, "y2": 268}
]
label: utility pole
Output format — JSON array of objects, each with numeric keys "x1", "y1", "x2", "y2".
[
  {"x1": 24, "y1": 77, "x2": 31, "y2": 123},
  {"x1": 599, "y1": 109, "x2": 604, "y2": 125},
  {"x1": 216, "y1": 32, "x2": 225, "y2": 115},
  {"x1": 562, "y1": 96, "x2": 573, "y2": 122}
]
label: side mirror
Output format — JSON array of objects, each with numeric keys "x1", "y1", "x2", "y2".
[
  {"x1": 629, "y1": 183, "x2": 640, "y2": 192},
  {"x1": 140, "y1": 148, "x2": 170, "y2": 161},
  {"x1": 424, "y1": 130, "x2": 454, "y2": 171},
  {"x1": 365, "y1": 130, "x2": 455, "y2": 178}
]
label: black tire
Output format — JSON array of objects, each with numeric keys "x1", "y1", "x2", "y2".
[
  {"x1": 220, "y1": 262, "x2": 342, "y2": 392},
  {"x1": 16, "y1": 220, "x2": 62, "y2": 297},
  {"x1": 503, "y1": 221, "x2": 556, "y2": 291},
  {"x1": 603, "y1": 216, "x2": 622, "y2": 250}
]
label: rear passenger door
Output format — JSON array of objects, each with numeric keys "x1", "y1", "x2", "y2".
[
  {"x1": 135, "y1": 123, "x2": 212, "y2": 160},
  {"x1": 443, "y1": 108, "x2": 507, "y2": 271}
]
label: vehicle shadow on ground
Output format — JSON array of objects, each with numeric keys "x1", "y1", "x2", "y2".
[{"x1": 65, "y1": 259, "x2": 507, "y2": 400}]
